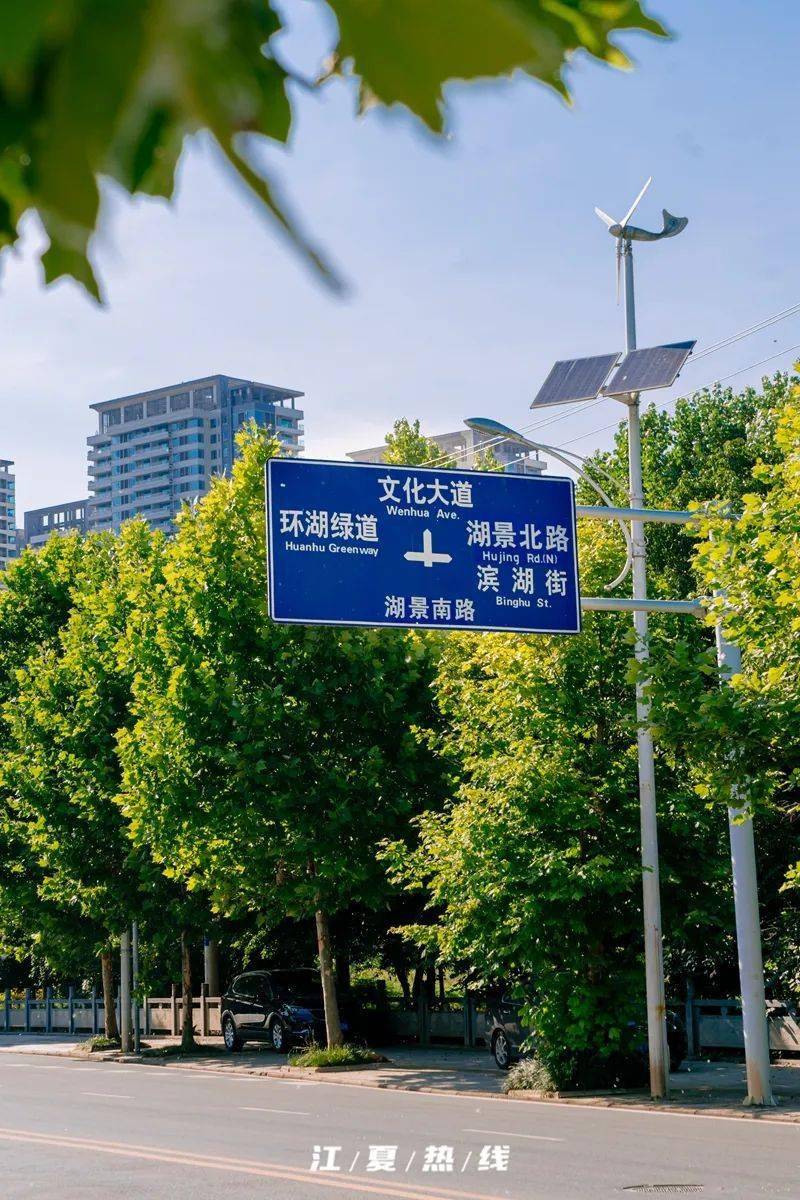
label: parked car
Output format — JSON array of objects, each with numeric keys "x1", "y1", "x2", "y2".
[
  {"x1": 221, "y1": 968, "x2": 349, "y2": 1052},
  {"x1": 485, "y1": 990, "x2": 688, "y2": 1073}
]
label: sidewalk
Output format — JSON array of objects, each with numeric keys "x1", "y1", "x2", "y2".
[{"x1": 2, "y1": 1033, "x2": 799, "y2": 1117}]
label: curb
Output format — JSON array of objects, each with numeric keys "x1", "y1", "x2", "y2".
[{"x1": 4, "y1": 1043, "x2": 800, "y2": 1121}]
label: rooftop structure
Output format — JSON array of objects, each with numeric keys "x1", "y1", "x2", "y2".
[
  {"x1": 23, "y1": 499, "x2": 88, "y2": 550},
  {"x1": 87, "y1": 374, "x2": 304, "y2": 534},
  {"x1": 347, "y1": 426, "x2": 545, "y2": 475}
]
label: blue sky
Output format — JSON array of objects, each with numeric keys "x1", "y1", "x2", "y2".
[{"x1": 2, "y1": 0, "x2": 799, "y2": 517}]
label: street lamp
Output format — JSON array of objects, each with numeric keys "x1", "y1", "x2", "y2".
[{"x1": 464, "y1": 417, "x2": 634, "y2": 590}]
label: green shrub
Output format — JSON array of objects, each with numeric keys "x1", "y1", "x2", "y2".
[
  {"x1": 503, "y1": 1057, "x2": 558, "y2": 1095},
  {"x1": 86, "y1": 1035, "x2": 121, "y2": 1052},
  {"x1": 288, "y1": 1043, "x2": 383, "y2": 1068}
]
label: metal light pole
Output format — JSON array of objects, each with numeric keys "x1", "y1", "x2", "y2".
[{"x1": 621, "y1": 239, "x2": 670, "y2": 1098}]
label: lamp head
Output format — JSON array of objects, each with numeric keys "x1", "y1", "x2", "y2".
[{"x1": 464, "y1": 416, "x2": 534, "y2": 449}]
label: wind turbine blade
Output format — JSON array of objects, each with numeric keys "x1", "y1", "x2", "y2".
[
  {"x1": 621, "y1": 176, "x2": 652, "y2": 228},
  {"x1": 594, "y1": 206, "x2": 616, "y2": 228},
  {"x1": 616, "y1": 241, "x2": 622, "y2": 305}
]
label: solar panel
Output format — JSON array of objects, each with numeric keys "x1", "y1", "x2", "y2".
[
  {"x1": 531, "y1": 352, "x2": 621, "y2": 408},
  {"x1": 603, "y1": 341, "x2": 696, "y2": 397}
]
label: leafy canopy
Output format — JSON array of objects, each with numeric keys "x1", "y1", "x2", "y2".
[
  {"x1": 119, "y1": 423, "x2": 444, "y2": 928},
  {"x1": 383, "y1": 418, "x2": 455, "y2": 468},
  {"x1": 0, "y1": 0, "x2": 667, "y2": 298}
]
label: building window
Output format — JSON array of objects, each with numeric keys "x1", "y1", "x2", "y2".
[
  {"x1": 102, "y1": 409, "x2": 121, "y2": 430},
  {"x1": 193, "y1": 386, "x2": 215, "y2": 409},
  {"x1": 170, "y1": 392, "x2": 190, "y2": 411},
  {"x1": 146, "y1": 396, "x2": 167, "y2": 416},
  {"x1": 124, "y1": 402, "x2": 144, "y2": 422}
]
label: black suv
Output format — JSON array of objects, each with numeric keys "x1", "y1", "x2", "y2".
[
  {"x1": 221, "y1": 968, "x2": 348, "y2": 1052},
  {"x1": 485, "y1": 990, "x2": 687, "y2": 1073}
]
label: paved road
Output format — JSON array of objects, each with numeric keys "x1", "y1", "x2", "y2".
[{"x1": 1, "y1": 1051, "x2": 798, "y2": 1199}]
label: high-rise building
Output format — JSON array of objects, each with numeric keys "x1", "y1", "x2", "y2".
[
  {"x1": 0, "y1": 460, "x2": 17, "y2": 570},
  {"x1": 22, "y1": 499, "x2": 88, "y2": 550},
  {"x1": 347, "y1": 425, "x2": 546, "y2": 475},
  {"x1": 87, "y1": 374, "x2": 304, "y2": 534}
]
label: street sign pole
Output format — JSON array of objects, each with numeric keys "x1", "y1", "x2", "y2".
[
  {"x1": 623, "y1": 239, "x2": 670, "y2": 1099},
  {"x1": 132, "y1": 921, "x2": 141, "y2": 1055},
  {"x1": 715, "y1": 625, "x2": 774, "y2": 1105}
]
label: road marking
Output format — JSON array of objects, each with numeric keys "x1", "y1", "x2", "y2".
[
  {"x1": 463, "y1": 1127, "x2": 564, "y2": 1142},
  {"x1": 0, "y1": 1126, "x2": 512, "y2": 1200},
  {"x1": 81, "y1": 1092, "x2": 131, "y2": 1100},
  {"x1": 239, "y1": 1106, "x2": 311, "y2": 1116},
  {"x1": 2, "y1": 1063, "x2": 65, "y2": 1069}
]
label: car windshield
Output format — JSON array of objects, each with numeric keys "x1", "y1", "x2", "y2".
[{"x1": 270, "y1": 970, "x2": 322, "y2": 1002}]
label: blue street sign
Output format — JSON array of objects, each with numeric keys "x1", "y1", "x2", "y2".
[{"x1": 266, "y1": 459, "x2": 581, "y2": 635}]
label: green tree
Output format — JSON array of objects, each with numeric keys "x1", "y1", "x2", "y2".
[
  {"x1": 385, "y1": 518, "x2": 730, "y2": 1086},
  {"x1": 591, "y1": 373, "x2": 800, "y2": 995},
  {"x1": 586, "y1": 373, "x2": 795, "y2": 595},
  {"x1": 0, "y1": 1, "x2": 667, "y2": 298},
  {"x1": 1, "y1": 523, "x2": 204, "y2": 1042},
  {"x1": 119, "y1": 424, "x2": 444, "y2": 1046},
  {"x1": 383, "y1": 418, "x2": 455, "y2": 469},
  {"x1": 0, "y1": 536, "x2": 105, "y2": 989},
  {"x1": 640, "y1": 382, "x2": 800, "y2": 993}
]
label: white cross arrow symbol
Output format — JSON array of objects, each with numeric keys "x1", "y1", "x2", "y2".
[{"x1": 404, "y1": 529, "x2": 452, "y2": 568}]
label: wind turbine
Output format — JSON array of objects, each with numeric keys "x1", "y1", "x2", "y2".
[{"x1": 595, "y1": 177, "x2": 688, "y2": 304}]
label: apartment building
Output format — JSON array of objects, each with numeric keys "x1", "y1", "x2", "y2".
[
  {"x1": 23, "y1": 499, "x2": 88, "y2": 550},
  {"x1": 347, "y1": 425, "x2": 546, "y2": 474},
  {"x1": 87, "y1": 374, "x2": 304, "y2": 534},
  {"x1": 0, "y1": 460, "x2": 17, "y2": 569}
]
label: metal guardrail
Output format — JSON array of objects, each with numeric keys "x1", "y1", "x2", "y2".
[
  {"x1": 1, "y1": 985, "x2": 222, "y2": 1037},
  {"x1": 684, "y1": 996, "x2": 800, "y2": 1056}
]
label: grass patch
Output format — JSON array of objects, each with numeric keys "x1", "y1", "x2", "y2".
[
  {"x1": 140, "y1": 1042, "x2": 211, "y2": 1058},
  {"x1": 85, "y1": 1035, "x2": 121, "y2": 1053},
  {"x1": 503, "y1": 1056, "x2": 558, "y2": 1095},
  {"x1": 288, "y1": 1043, "x2": 384, "y2": 1068}
]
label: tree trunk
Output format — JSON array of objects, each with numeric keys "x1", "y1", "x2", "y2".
[
  {"x1": 437, "y1": 966, "x2": 446, "y2": 1007},
  {"x1": 386, "y1": 942, "x2": 412, "y2": 1008},
  {"x1": 315, "y1": 908, "x2": 343, "y2": 1048},
  {"x1": 180, "y1": 931, "x2": 196, "y2": 1052},
  {"x1": 411, "y1": 958, "x2": 425, "y2": 1006},
  {"x1": 100, "y1": 948, "x2": 119, "y2": 1041},
  {"x1": 426, "y1": 959, "x2": 436, "y2": 1007}
]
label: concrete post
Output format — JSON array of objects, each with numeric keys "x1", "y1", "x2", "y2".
[
  {"x1": 120, "y1": 928, "x2": 132, "y2": 1053},
  {"x1": 203, "y1": 937, "x2": 220, "y2": 997},
  {"x1": 201, "y1": 981, "x2": 209, "y2": 1037}
]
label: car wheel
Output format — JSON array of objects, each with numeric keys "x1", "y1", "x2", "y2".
[
  {"x1": 493, "y1": 1030, "x2": 511, "y2": 1071},
  {"x1": 222, "y1": 1016, "x2": 242, "y2": 1053},
  {"x1": 270, "y1": 1017, "x2": 288, "y2": 1053}
]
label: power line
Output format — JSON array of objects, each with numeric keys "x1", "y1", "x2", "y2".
[
  {"x1": 687, "y1": 300, "x2": 800, "y2": 364},
  {"x1": 423, "y1": 300, "x2": 800, "y2": 467}
]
